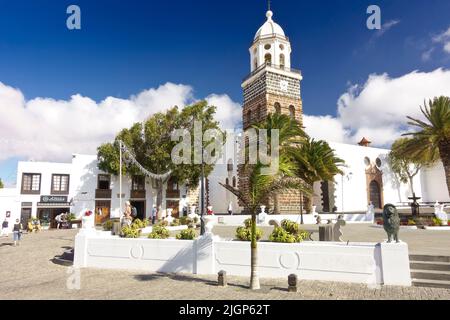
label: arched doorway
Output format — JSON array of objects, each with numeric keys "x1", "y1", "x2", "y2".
[{"x1": 369, "y1": 180, "x2": 382, "y2": 209}]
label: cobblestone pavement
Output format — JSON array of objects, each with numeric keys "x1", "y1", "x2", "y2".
[{"x1": 0, "y1": 228, "x2": 449, "y2": 300}]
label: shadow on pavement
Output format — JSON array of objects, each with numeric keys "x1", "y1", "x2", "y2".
[{"x1": 134, "y1": 273, "x2": 249, "y2": 290}]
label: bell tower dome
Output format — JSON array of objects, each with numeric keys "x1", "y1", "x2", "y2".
[{"x1": 250, "y1": 10, "x2": 292, "y2": 72}]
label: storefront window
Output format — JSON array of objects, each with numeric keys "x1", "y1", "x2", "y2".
[
  {"x1": 21, "y1": 173, "x2": 41, "y2": 194},
  {"x1": 51, "y1": 174, "x2": 70, "y2": 194}
]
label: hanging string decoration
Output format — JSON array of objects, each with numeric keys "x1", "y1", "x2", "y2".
[{"x1": 118, "y1": 140, "x2": 172, "y2": 180}]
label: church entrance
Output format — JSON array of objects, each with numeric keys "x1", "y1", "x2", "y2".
[
  {"x1": 369, "y1": 180, "x2": 382, "y2": 209},
  {"x1": 130, "y1": 201, "x2": 146, "y2": 220}
]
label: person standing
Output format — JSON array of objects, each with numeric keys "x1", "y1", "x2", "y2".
[
  {"x1": 13, "y1": 219, "x2": 22, "y2": 246},
  {"x1": 228, "y1": 202, "x2": 233, "y2": 215},
  {"x1": 1, "y1": 219, "x2": 8, "y2": 237},
  {"x1": 151, "y1": 205, "x2": 157, "y2": 225},
  {"x1": 55, "y1": 213, "x2": 62, "y2": 229}
]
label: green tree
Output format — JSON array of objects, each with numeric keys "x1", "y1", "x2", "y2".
[
  {"x1": 290, "y1": 138, "x2": 345, "y2": 213},
  {"x1": 97, "y1": 101, "x2": 224, "y2": 215},
  {"x1": 221, "y1": 113, "x2": 311, "y2": 290},
  {"x1": 252, "y1": 113, "x2": 307, "y2": 214},
  {"x1": 388, "y1": 137, "x2": 437, "y2": 195},
  {"x1": 401, "y1": 96, "x2": 450, "y2": 196},
  {"x1": 0, "y1": 178, "x2": 4, "y2": 189}
]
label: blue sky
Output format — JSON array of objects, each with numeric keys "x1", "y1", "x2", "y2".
[{"x1": 1, "y1": 0, "x2": 450, "y2": 186}]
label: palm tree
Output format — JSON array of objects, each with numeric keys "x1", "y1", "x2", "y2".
[
  {"x1": 220, "y1": 113, "x2": 310, "y2": 290},
  {"x1": 290, "y1": 138, "x2": 345, "y2": 216},
  {"x1": 401, "y1": 96, "x2": 450, "y2": 196},
  {"x1": 252, "y1": 113, "x2": 307, "y2": 214},
  {"x1": 220, "y1": 158, "x2": 310, "y2": 290}
]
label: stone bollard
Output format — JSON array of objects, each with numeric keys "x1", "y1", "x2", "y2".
[
  {"x1": 288, "y1": 274, "x2": 298, "y2": 292},
  {"x1": 112, "y1": 218, "x2": 121, "y2": 236},
  {"x1": 319, "y1": 225, "x2": 333, "y2": 241},
  {"x1": 218, "y1": 270, "x2": 227, "y2": 287}
]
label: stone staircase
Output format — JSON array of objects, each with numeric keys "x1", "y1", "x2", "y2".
[{"x1": 410, "y1": 255, "x2": 450, "y2": 289}]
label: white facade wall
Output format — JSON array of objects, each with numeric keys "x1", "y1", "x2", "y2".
[
  {"x1": 207, "y1": 132, "x2": 241, "y2": 214},
  {"x1": 327, "y1": 142, "x2": 418, "y2": 213},
  {"x1": 420, "y1": 161, "x2": 450, "y2": 203},
  {"x1": 16, "y1": 160, "x2": 73, "y2": 218},
  {"x1": 0, "y1": 188, "x2": 20, "y2": 233}
]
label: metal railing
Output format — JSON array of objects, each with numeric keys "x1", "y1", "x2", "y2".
[{"x1": 242, "y1": 62, "x2": 302, "y2": 83}]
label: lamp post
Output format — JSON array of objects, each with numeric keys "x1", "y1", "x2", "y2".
[{"x1": 200, "y1": 129, "x2": 206, "y2": 236}]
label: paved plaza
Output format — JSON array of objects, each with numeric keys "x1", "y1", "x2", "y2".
[{"x1": 1, "y1": 225, "x2": 450, "y2": 300}]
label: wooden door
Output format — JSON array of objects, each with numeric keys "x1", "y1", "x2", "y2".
[
  {"x1": 95, "y1": 201, "x2": 111, "y2": 225},
  {"x1": 369, "y1": 180, "x2": 382, "y2": 209}
]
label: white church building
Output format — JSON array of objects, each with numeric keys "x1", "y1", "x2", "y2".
[{"x1": 1, "y1": 9, "x2": 449, "y2": 231}]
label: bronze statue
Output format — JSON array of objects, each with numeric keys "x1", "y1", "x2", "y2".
[{"x1": 382, "y1": 204, "x2": 400, "y2": 243}]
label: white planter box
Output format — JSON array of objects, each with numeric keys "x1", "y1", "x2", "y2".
[
  {"x1": 74, "y1": 232, "x2": 412, "y2": 287},
  {"x1": 141, "y1": 225, "x2": 188, "y2": 234},
  {"x1": 372, "y1": 225, "x2": 418, "y2": 230},
  {"x1": 423, "y1": 226, "x2": 450, "y2": 231}
]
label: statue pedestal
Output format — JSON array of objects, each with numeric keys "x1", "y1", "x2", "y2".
[
  {"x1": 258, "y1": 205, "x2": 267, "y2": 224},
  {"x1": 81, "y1": 215, "x2": 95, "y2": 230},
  {"x1": 204, "y1": 215, "x2": 216, "y2": 235},
  {"x1": 166, "y1": 209, "x2": 174, "y2": 225}
]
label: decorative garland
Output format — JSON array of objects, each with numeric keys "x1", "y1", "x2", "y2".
[{"x1": 118, "y1": 140, "x2": 172, "y2": 180}]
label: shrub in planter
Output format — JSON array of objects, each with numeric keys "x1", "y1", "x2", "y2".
[
  {"x1": 281, "y1": 220, "x2": 299, "y2": 234},
  {"x1": 103, "y1": 219, "x2": 114, "y2": 231},
  {"x1": 131, "y1": 218, "x2": 149, "y2": 229},
  {"x1": 158, "y1": 220, "x2": 169, "y2": 227},
  {"x1": 235, "y1": 219, "x2": 263, "y2": 241},
  {"x1": 193, "y1": 216, "x2": 199, "y2": 224},
  {"x1": 179, "y1": 216, "x2": 189, "y2": 225},
  {"x1": 176, "y1": 228, "x2": 197, "y2": 240},
  {"x1": 269, "y1": 220, "x2": 309, "y2": 243},
  {"x1": 432, "y1": 217, "x2": 444, "y2": 226},
  {"x1": 148, "y1": 225, "x2": 170, "y2": 239},
  {"x1": 269, "y1": 227, "x2": 297, "y2": 243},
  {"x1": 171, "y1": 218, "x2": 180, "y2": 227},
  {"x1": 67, "y1": 213, "x2": 77, "y2": 221},
  {"x1": 121, "y1": 226, "x2": 141, "y2": 238}
]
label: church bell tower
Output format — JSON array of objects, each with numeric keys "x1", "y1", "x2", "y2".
[
  {"x1": 242, "y1": 9, "x2": 303, "y2": 129},
  {"x1": 239, "y1": 8, "x2": 304, "y2": 214}
]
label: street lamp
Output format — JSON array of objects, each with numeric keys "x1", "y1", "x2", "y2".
[{"x1": 200, "y1": 141, "x2": 206, "y2": 235}]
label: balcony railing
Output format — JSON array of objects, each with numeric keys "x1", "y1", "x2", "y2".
[
  {"x1": 242, "y1": 62, "x2": 302, "y2": 83},
  {"x1": 95, "y1": 189, "x2": 112, "y2": 199},
  {"x1": 130, "y1": 190, "x2": 146, "y2": 199},
  {"x1": 166, "y1": 190, "x2": 180, "y2": 199}
]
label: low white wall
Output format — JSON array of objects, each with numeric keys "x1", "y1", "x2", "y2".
[
  {"x1": 74, "y1": 231, "x2": 411, "y2": 286},
  {"x1": 74, "y1": 231, "x2": 196, "y2": 273},
  {"x1": 214, "y1": 212, "x2": 374, "y2": 226}
]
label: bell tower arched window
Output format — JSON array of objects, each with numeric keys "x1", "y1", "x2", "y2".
[
  {"x1": 280, "y1": 54, "x2": 285, "y2": 68},
  {"x1": 227, "y1": 159, "x2": 233, "y2": 173},
  {"x1": 274, "y1": 102, "x2": 281, "y2": 114},
  {"x1": 289, "y1": 105, "x2": 295, "y2": 119},
  {"x1": 264, "y1": 53, "x2": 272, "y2": 65}
]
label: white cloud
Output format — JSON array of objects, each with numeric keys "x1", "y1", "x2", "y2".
[
  {"x1": 0, "y1": 82, "x2": 242, "y2": 162},
  {"x1": 303, "y1": 115, "x2": 350, "y2": 143},
  {"x1": 432, "y1": 26, "x2": 450, "y2": 56},
  {"x1": 206, "y1": 94, "x2": 242, "y2": 130},
  {"x1": 304, "y1": 68, "x2": 450, "y2": 147},
  {"x1": 444, "y1": 42, "x2": 450, "y2": 54},
  {"x1": 375, "y1": 20, "x2": 400, "y2": 38}
]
